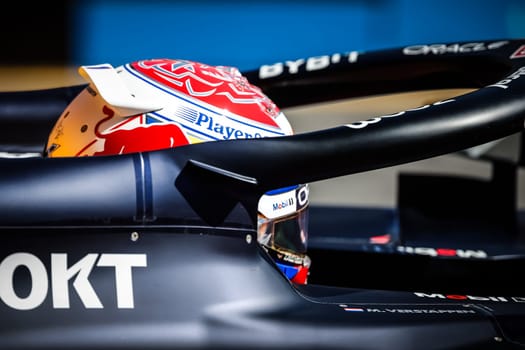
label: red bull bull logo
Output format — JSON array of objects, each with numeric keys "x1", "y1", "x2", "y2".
[{"x1": 88, "y1": 106, "x2": 188, "y2": 156}]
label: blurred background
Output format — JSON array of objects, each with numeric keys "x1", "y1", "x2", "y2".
[
  {"x1": 0, "y1": 0, "x2": 523, "y2": 209},
  {"x1": 0, "y1": 0, "x2": 524, "y2": 90}
]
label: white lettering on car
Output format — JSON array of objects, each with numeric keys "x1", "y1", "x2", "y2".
[
  {"x1": 345, "y1": 99, "x2": 455, "y2": 129},
  {"x1": 403, "y1": 41, "x2": 508, "y2": 55},
  {"x1": 397, "y1": 245, "x2": 488, "y2": 259},
  {"x1": 487, "y1": 66, "x2": 525, "y2": 89},
  {"x1": 414, "y1": 292, "x2": 511, "y2": 302},
  {"x1": 0, "y1": 253, "x2": 147, "y2": 310},
  {"x1": 259, "y1": 52, "x2": 359, "y2": 79}
]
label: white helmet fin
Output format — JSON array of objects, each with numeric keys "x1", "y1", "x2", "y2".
[{"x1": 79, "y1": 64, "x2": 163, "y2": 117}]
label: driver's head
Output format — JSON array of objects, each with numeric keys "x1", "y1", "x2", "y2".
[
  {"x1": 46, "y1": 58, "x2": 292, "y2": 157},
  {"x1": 258, "y1": 184, "x2": 311, "y2": 284},
  {"x1": 45, "y1": 58, "x2": 310, "y2": 284}
]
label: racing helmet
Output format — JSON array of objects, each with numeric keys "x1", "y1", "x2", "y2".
[
  {"x1": 45, "y1": 58, "x2": 311, "y2": 284},
  {"x1": 46, "y1": 58, "x2": 292, "y2": 156},
  {"x1": 258, "y1": 184, "x2": 311, "y2": 284}
]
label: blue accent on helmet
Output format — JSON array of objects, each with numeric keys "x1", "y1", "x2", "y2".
[
  {"x1": 275, "y1": 262, "x2": 299, "y2": 279},
  {"x1": 266, "y1": 185, "x2": 299, "y2": 196}
]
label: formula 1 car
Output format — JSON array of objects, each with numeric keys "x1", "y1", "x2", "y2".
[{"x1": 0, "y1": 38, "x2": 525, "y2": 349}]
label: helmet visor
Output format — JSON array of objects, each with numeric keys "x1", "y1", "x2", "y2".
[
  {"x1": 258, "y1": 184, "x2": 309, "y2": 255},
  {"x1": 271, "y1": 207, "x2": 309, "y2": 253}
]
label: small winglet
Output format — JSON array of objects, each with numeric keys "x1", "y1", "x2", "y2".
[
  {"x1": 79, "y1": 63, "x2": 163, "y2": 117},
  {"x1": 175, "y1": 159, "x2": 260, "y2": 226}
]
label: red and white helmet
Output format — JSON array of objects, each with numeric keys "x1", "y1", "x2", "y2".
[{"x1": 46, "y1": 58, "x2": 292, "y2": 157}]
